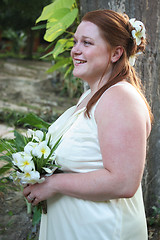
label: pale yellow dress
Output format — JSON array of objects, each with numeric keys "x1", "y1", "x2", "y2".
[{"x1": 39, "y1": 82, "x2": 148, "y2": 240}]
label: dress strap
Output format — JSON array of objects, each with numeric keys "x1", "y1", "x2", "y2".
[
  {"x1": 96, "y1": 82, "x2": 130, "y2": 106},
  {"x1": 77, "y1": 89, "x2": 91, "y2": 106},
  {"x1": 91, "y1": 82, "x2": 131, "y2": 116}
]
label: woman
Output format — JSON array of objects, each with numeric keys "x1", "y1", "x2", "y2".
[{"x1": 24, "y1": 10, "x2": 152, "y2": 240}]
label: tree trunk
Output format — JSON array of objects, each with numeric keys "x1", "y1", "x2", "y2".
[
  {"x1": 79, "y1": 0, "x2": 160, "y2": 215},
  {"x1": 25, "y1": 28, "x2": 34, "y2": 59}
]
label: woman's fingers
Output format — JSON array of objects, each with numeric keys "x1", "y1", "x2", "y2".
[
  {"x1": 23, "y1": 186, "x2": 30, "y2": 197},
  {"x1": 27, "y1": 194, "x2": 34, "y2": 202}
]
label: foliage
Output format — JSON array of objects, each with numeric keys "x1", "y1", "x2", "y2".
[
  {"x1": 0, "y1": 0, "x2": 82, "y2": 96},
  {"x1": 2, "y1": 29, "x2": 27, "y2": 54},
  {"x1": 0, "y1": 108, "x2": 59, "y2": 128},
  {"x1": 0, "y1": 109, "x2": 28, "y2": 127},
  {"x1": 148, "y1": 201, "x2": 160, "y2": 227},
  {"x1": 34, "y1": 0, "x2": 82, "y2": 97},
  {"x1": 0, "y1": 0, "x2": 52, "y2": 58},
  {"x1": 0, "y1": 113, "x2": 50, "y2": 177},
  {"x1": 18, "y1": 113, "x2": 50, "y2": 129},
  {"x1": 0, "y1": 0, "x2": 52, "y2": 31},
  {"x1": 0, "y1": 113, "x2": 52, "y2": 229}
]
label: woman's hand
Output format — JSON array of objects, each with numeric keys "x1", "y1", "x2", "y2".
[{"x1": 23, "y1": 175, "x2": 57, "y2": 206}]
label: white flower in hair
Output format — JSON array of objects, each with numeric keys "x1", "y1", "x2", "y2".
[
  {"x1": 129, "y1": 55, "x2": 136, "y2": 66},
  {"x1": 129, "y1": 18, "x2": 146, "y2": 46},
  {"x1": 129, "y1": 52, "x2": 142, "y2": 66}
]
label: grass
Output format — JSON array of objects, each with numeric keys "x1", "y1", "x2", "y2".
[{"x1": 0, "y1": 109, "x2": 27, "y2": 127}]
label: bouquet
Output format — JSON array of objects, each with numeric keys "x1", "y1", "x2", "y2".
[
  {"x1": 0, "y1": 113, "x2": 62, "y2": 215},
  {"x1": 10, "y1": 128, "x2": 60, "y2": 186}
]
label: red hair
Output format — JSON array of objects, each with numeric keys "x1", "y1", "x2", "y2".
[{"x1": 81, "y1": 10, "x2": 153, "y2": 122}]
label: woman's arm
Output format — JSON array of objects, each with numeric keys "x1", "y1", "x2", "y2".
[{"x1": 23, "y1": 85, "x2": 151, "y2": 205}]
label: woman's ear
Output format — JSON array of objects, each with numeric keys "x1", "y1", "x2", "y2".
[{"x1": 111, "y1": 46, "x2": 124, "y2": 63}]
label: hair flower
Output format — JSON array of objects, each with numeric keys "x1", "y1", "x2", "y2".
[
  {"x1": 129, "y1": 55, "x2": 136, "y2": 66},
  {"x1": 129, "y1": 18, "x2": 146, "y2": 46},
  {"x1": 129, "y1": 51, "x2": 142, "y2": 66}
]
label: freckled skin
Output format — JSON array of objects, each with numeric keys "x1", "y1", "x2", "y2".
[{"x1": 71, "y1": 21, "x2": 113, "y2": 88}]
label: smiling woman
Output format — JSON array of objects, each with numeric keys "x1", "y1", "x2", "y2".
[
  {"x1": 23, "y1": 9, "x2": 152, "y2": 240},
  {"x1": 71, "y1": 21, "x2": 113, "y2": 87}
]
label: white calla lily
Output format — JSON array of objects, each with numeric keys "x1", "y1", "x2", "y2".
[
  {"x1": 12, "y1": 152, "x2": 23, "y2": 166},
  {"x1": 34, "y1": 141, "x2": 51, "y2": 159},
  {"x1": 15, "y1": 152, "x2": 35, "y2": 172},
  {"x1": 9, "y1": 115, "x2": 64, "y2": 185},
  {"x1": 33, "y1": 130, "x2": 44, "y2": 142},
  {"x1": 27, "y1": 129, "x2": 34, "y2": 138},
  {"x1": 24, "y1": 141, "x2": 38, "y2": 155},
  {"x1": 17, "y1": 170, "x2": 45, "y2": 184},
  {"x1": 27, "y1": 129, "x2": 44, "y2": 142}
]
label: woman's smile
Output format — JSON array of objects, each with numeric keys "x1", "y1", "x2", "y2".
[
  {"x1": 74, "y1": 58, "x2": 87, "y2": 65},
  {"x1": 71, "y1": 21, "x2": 112, "y2": 86}
]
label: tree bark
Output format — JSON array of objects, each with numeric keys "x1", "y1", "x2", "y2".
[
  {"x1": 79, "y1": 0, "x2": 160, "y2": 215},
  {"x1": 25, "y1": 28, "x2": 34, "y2": 59}
]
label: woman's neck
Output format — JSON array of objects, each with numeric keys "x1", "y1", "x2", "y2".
[{"x1": 86, "y1": 66, "x2": 113, "y2": 95}]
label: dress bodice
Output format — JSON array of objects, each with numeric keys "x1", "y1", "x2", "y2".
[{"x1": 39, "y1": 82, "x2": 148, "y2": 240}]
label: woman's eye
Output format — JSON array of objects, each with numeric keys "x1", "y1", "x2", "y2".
[
  {"x1": 73, "y1": 39, "x2": 77, "y2": 45},
  {"x1": 84, "y1": 41, "x2": 92, "y2": 46}
]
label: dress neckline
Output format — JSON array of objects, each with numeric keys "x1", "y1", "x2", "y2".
[
  {"x1": 74, "y1": 82, "x2": 130, "y2": 115},
  {"x1": 76, "y1": 89, "x2": 91, "y2": 107}
]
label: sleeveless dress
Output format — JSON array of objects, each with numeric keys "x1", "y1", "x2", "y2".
[{"x1": 39, "y1": 82, "x2": 148, "y2": 240}]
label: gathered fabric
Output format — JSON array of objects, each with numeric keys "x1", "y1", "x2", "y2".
[{"x1": 39, "y1": 82, "x2": 148, "y2": 240}]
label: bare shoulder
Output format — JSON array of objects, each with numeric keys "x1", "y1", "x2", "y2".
[{"x1": 95, "y1": 83, "x2": 151, "y2": 137}]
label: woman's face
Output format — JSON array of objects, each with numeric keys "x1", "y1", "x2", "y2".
[{"x1": 71, "y1": 21, "x2": 112, "y2": 84}]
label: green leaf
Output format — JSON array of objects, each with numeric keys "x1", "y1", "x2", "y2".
[
  {"x1": 46, "y1": 136, "x2": 62, "y2": 161},
  {"x1": 36, "y1": 0, "x2": 76, "y2": 23},
  {"x1": 44, "y1": 41, "x2": 55, "y2": 52},
  {"x1": 31, "y1": 24, "x2": 46, "y2": 31},
  {"x1": 40, "y1": 49, "x2": 55, "y2": 59},
  {"x1": 40, "y1": 38, "x2": 73, "y2": 60},
  {"x1": 0, "y1": 139, "x2": 14, "y2": 152},
  {"x1": 64, "y1": 64, "x2": 73, "y2": 78},
  {"x1": 0, "y1": 139, "x2": 15, "y2": 154},
  {"x1": 0, "y1": 155, "x2": 12, "y2": 162},
  {"x1": 32, "y1": 206, "x2": 42, "y2": 225},
  {"x1": 44, "y1": 8, "x2": 78, "y2": 42},
  {"x1": 0, "y1": 162, "x2": 12, "y2": 175},
  {"x1": 18, "y1": 113, "x2": 50, "y2": 130},
  {"x1": 47, "y1": 8, "x2": 71, "y2": 23},
  {"x1": 47, "y1": 57, "x2": 72, "y2": 73},
  {"x1": 52, "y1": 38, "x2": 73, "y2": 58},
  {"x1": 14, "y1": 130, "x2": 26, "y2": 151},
  {"x1": 0, "y1": 141, "x2": 7, "y2": 152}
]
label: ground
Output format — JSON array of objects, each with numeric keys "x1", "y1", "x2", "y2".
[
  {"x1": 0, "y1": 58, "x2": 159, "y2": 240},
  {"x1": 0, "y1": 181, "x2": 35, "y2": 240},
  {"x1": 0, "y1": 58, "x2": 77, "y2": 240},
  {"x1": 0, "y1": 58, "x2": 76, "y2": 119}
]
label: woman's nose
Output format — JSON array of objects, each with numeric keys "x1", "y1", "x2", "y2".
[{"x1": 71, "y1": 43, "x2": 82, "y2": 55}]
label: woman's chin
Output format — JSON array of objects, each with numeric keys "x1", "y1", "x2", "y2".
[{"x1": 72, "y1": 71, "x2": 83, "y2": 79}]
